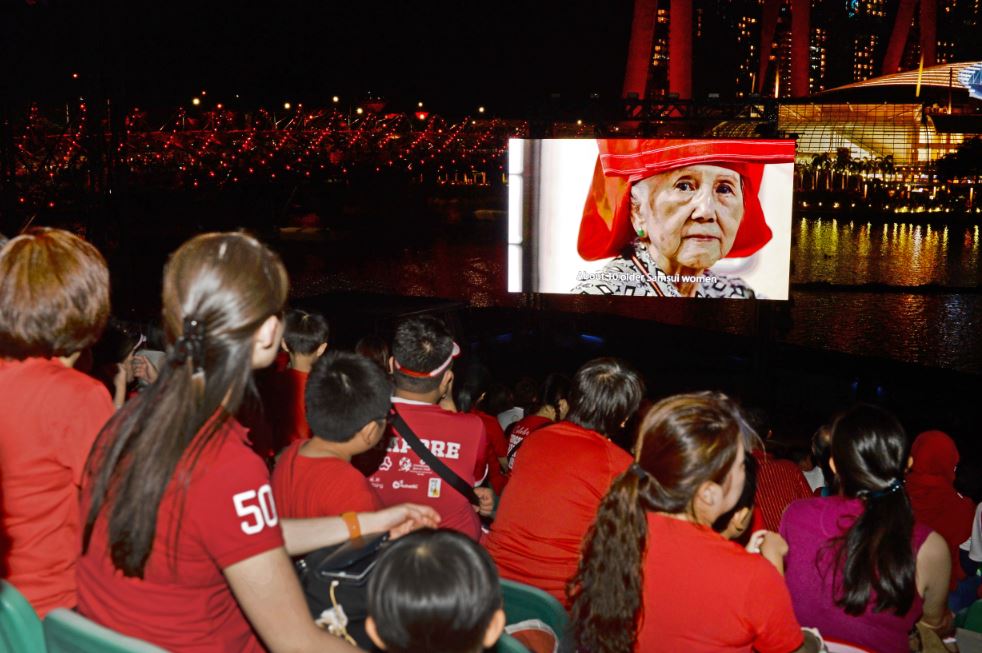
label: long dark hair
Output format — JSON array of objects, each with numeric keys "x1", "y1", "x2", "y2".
[
  {"x1": 568, "y1": 392, "x2": 753, "y2": 653},
  {"x1": 827, "y1": 404, "x2": 915, "y2": 616},
  {"x1": 82, "y1": 233, "x2": 288, "y2": 577}
]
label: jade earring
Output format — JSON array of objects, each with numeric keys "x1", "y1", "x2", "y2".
[{"x1": 636, "y1": 227, "x2": 646, "y2": 238}]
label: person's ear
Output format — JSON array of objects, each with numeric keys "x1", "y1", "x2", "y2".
[
  {"x1": 365, "y1": 616, "x2": 387, "y2": 650},
  {"x1": 440, "y1": 370, "x2": 454, "y2": 396},
  {"x1": 279, "y1": 339, "x2": 291, "y2": 354},
  {"x1": 906, "y1": 455, "x2": 913, "y2": 472},
  {"x1": 693, "y1": 480, "x2": 722, "y2": 518},
  {"x1": 315, "y1": 342, "x2": 328, "y2": 358},
  {"x1": 558, "y1": 398, "x2": 570, "y2": 419},
  {"x1": 482, "y1": 608, "x2": 507, "y2": 648},
  {"x1": 829, "y1": 457, "x2": 838, "y2": 475},
  {"x1": 732, "y1": 506, "x2": 752, "y2": 530},
  {"x1": 387, "y1": 355, "x2": 395, "y2": 375}
]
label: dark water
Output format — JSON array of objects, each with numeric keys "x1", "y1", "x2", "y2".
[{"x1": 284, "y1": 214, "x2": 982, "y2": 374}]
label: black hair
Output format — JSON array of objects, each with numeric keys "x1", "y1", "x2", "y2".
[
  {"x1": 391, "y1": 315, "x2": 454, "y2": 394},
  {"x1": 355, "y1": 333, "x2": 391, "y2": 372},
  {"x1": 89, "y1": 319, "x2": 141, "y2": 395},
  {"x1": 826, "y1": 404, "x2": 915, "y2": 616},
  {"x1": 454, "y1": 363, "x2": 492, "y2": 414},
  {"x1": 712, "y1": 453, "x2": 758, "y2": 533},
  {"x1": 368, "y1": 529, "x2": 502, "y2": 653},
  {"x1": 305, "y1": 351, "x2": 392, "y2": 443},
  {"x1": 283, "y1": 309, "x2": 330, "y2": 355},
  {"x1": 567, "y1": 358, "x2": 644, "y2": 439},
  {"x1": 811, "y1": 424, "x2": 836, "y2": 493}
]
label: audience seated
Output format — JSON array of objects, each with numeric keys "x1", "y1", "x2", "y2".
[
  {"x1": 272, "y1": 350, "x2": 388, "y2": 517},
  {"x1": 88, "y1": 319, "x2": 142, "y2": 408},
  {"x1": 780, "y1": 405, "x2": 953, "y2": 653},
  {"x1": 262, "y1": 309, "x2": 330, "y2": 453},
  {"x1": 569, "y1": 392, "x2": 816, "y2": 653},
  {"x1": 483, "y1": 358, "x2": 642, "y2": 608},
  {"x1": 0, "y1": 228, "x2": 113, "y2": 617},
  {"x1": 362, "y1": 315, "x2": 493, "y2": 540},
  {"x1": 366, "y1": 529, "x2": 505, "y2": 653},
  {"x1": 76, "y1": 232, "x2": 435, "y2": 653},
  {"x1": 810, "y1": 425, "x2": 835, "y2": 496},
  {"x1": 906, "y1": 430, "x2": 976, "y2": 595},
  {"x1": 505, "y1": 373, "x2": 569, "y2": 470}
]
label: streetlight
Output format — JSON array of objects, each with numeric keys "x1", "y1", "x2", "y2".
[
  {"x1": 191, "y1": 97, "x2": 201, "y2": 106},
  {"x1": 332, "y1": 96, "x2": 340, "y2": 103},
  {"x1": 284, "y1": 102, "x2": 292, "y2": 110},
  {"x1": 478, "y1": 106, "x2": 485, "y2": 114}
]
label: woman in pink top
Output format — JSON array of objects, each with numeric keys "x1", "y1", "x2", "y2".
[{"x1": 780, "y1": 404, "x2": 953, "y2": 653}]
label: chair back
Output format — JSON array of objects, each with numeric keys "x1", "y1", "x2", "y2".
[
  {"x1": 965, "y1": 599, "x2": 982, "y2": 632},
  {"x1": 499, "y1": 579, "x2": 568, "y2": 638},
  {"x1": 495, "y1": 632, "x2": 531, "y2": 653},
  {"x1": 0, "y1": 580, "x2": 46, "y2": 653},
  {"x1": 44, "y1": 608, "x2": 169, "y2": 653}
]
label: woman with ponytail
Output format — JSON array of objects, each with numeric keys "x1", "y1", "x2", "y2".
[
  {"x1": 77, "y1": 233, "x2": 436, "y2": 653},
  {"x1": 569, "y1": 392, "x2": 816, "y2": 653},
  {"x1": 780, "y1": 404, "x2": 953, "y2": 652}
]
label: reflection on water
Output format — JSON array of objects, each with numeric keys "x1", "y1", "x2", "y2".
[
  {"x1": 286, "y1": 215, "x2": 982, "y2": 373},
  {"x1": 794, "y1": 216, "x2": 981, "y2": 287}
]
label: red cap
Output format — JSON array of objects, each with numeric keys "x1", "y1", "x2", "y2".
[{"x1": 577, "y1": 139, "x2": 796, "y2": 261}]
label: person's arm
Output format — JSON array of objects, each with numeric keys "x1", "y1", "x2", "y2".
[
  {"x1": 280, "y1": 503, "x2": 440, "y2": 556},
  {"x1": 916, "y1": 531, "x2": 954, "y2": 635},
  {"x1": 225, "y1": 547, "x2": 362, "y2": 653}
]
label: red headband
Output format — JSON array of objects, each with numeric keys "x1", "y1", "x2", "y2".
[
  {"x1": 393, "y1": 341, "x2": 461, "y2": 378},
  {"x1": 577, "y1": 139, "x2": 796, "y2": 261}
]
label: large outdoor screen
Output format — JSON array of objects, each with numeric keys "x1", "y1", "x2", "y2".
[{"x1": 507, "y1": 138, "x2": 796, "y2": 300}]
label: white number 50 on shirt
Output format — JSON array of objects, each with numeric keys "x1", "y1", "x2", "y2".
[{"x1": 232, "y1": 484, "x2": 279, "y2": 535}]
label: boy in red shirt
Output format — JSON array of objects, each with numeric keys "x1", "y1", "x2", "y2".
[
  {"x1": 364, "y1": 316, "x2": 493, "y2": 540},
  {"x1": 258, "y1": 309, "x2": 329, "y2": 456},
  {"x1": 272, "y1": 351, "x2": 390, "y2": 518}
]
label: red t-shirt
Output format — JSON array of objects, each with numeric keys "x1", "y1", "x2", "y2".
[
  {"x1": 505, "y1": 414, "x2": 552, "y2": 470},
  {"x1": 271, "y1": 439, "x2": 383, "y2": 518},
  {"x1": 369, "y1": 400, "x2": 488, "y2": 540},
  {"x1": 483, "y1": 421, "x2": 631, "y2": 607},
  {"x1": 636, "y1": 513, "x2": 803, "y2": 653},
  {"x1": 262, "y1": 368, "x2": 312, "y2": 452},
  {"x1": 752, "y1": 450, "x2": 814, "y2": 532},
  {"x1": 77, "y1": 417, "x2": 284, "y2": 653},
  {"x1": 473, "y1": 409, "x2": 509, "y2": 494},
  {"x1": 0, "y1": 357, "x2": 114, "y2": 617}
]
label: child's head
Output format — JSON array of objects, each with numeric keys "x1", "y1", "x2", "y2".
[
  {"x1": 305, "y1": 350, "x2": 392, "y2": 452},
  {"x1": 366, "y1": 529, "x2": 505, "y2": 653},
  {"x1": 712, "y1": 452, "x2": 758, "y2": 540},
  {"x1": 282, "y1": 309, "x2": 330, "y2": 366}
]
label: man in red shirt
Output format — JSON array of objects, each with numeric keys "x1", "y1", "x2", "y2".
[
  {"x1": 272, "y1": 351, "x2": 389, "y2": 517},
  {"x1": 482, "y1": 358, "x2": 644, "y2": 607},
  {"x1": 256, "y1": 309, "x2": 329, "y2": 458},
  {"x1": 364, "y1": 316, "x2": 491, "y2": 540}
]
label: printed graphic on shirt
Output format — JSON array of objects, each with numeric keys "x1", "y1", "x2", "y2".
[
  {"x1": 232, "y1": 484, "x2": 278, "y2": 535},
  {"x1": 428, "y1": 477, "x2": 442, "y2": 498}
]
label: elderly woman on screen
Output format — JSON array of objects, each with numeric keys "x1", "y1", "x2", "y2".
[{"x1": 572, "y1": 139, "x2": 795, "y2": 298}]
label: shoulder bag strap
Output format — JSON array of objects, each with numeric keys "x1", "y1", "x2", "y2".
[{"x1": 390, "y1": 410, "x2": 480, "y2": 507}]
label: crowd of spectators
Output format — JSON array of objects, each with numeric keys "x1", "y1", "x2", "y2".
[{"x1": 1, "y1": 226, "x2": 981, "y2": 653}]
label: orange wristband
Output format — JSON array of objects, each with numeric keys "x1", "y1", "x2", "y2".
[{"x1": 341, "y1": 512, "x2": 361, "y2": 539}]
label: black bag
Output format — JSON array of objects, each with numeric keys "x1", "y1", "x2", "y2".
[{"x1": 296, "y1": 532, "x2": 389, "y2": 649}]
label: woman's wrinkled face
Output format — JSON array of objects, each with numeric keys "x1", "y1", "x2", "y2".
[{"x1": 633, "y1": 164, "x2": 745, "y2": 271}]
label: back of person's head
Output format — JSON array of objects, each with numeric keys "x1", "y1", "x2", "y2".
[
  {"x1": 453, "y1": 363, "x2": 492, "y2": 414},
  {"x1": 355, "y1": 333, "x2": 391, "y2": 371},
  {"x1": 512, "y1": 376, "x2": 539, "y2": 413},
  {"x1": 366, "y1": 529, "x2": 505, "y2": 653},
  {"x1": 84, "y1": 232, "x2": 288, "y2": 578},
  {"x1": 569, "y1": 392, "x2": 753, "y2": 653},
  {"x1": 811, "y1": 424, "x2": 836, "y2": 492},
  {"x1": 391, "y1": 315, "x2": 456, "y2": 394},
  {"x1": 306, "y1": 350, "x2": 392, "y2": 443},
  {"x1": 533, "y1": 373, "x2": 571, "y2": 420},
  {"x1": 0, "y1": 227, "x2": 109, "y2": 359},
  {"x1": 282, "y1": 309, "x2": 330, "y2": 356},
  {"x1": 567, "y1": 357, "x2": 644, "y2": 439},
  {"x1": 829, "y1": 403, "x2": 915, "y2": 616},
  {"x1": 910, "y1": 430, "x2": 960, "y2": 481}
]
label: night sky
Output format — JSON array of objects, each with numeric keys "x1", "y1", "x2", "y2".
[{"x1": 3, "y1": 0, "x2": 634, "y2": 116}]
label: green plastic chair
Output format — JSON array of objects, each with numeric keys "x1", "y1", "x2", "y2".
[
  {"x1": 44, "y1": 608, "x2": 169, "y2": 653},
  {"x1": 963, "y1": 599, "x2": 982, "y2": 632},
  {"x1": 499, "y1": 578, "x2": 569, "y2": 643},
  {"x1": 495, "y1": 632, "x2": 531, "y2": 653},
  {"x1": 0, "y1": 580, "x2": 46, "y2": 653}
]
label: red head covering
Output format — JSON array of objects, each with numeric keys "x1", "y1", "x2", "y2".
[
  {"x1": 907, "y1": 430, "x2": 975, "y2": 589},
  {"x1": 577, "y1": 139, "x2": 796, "y2": 261}
]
